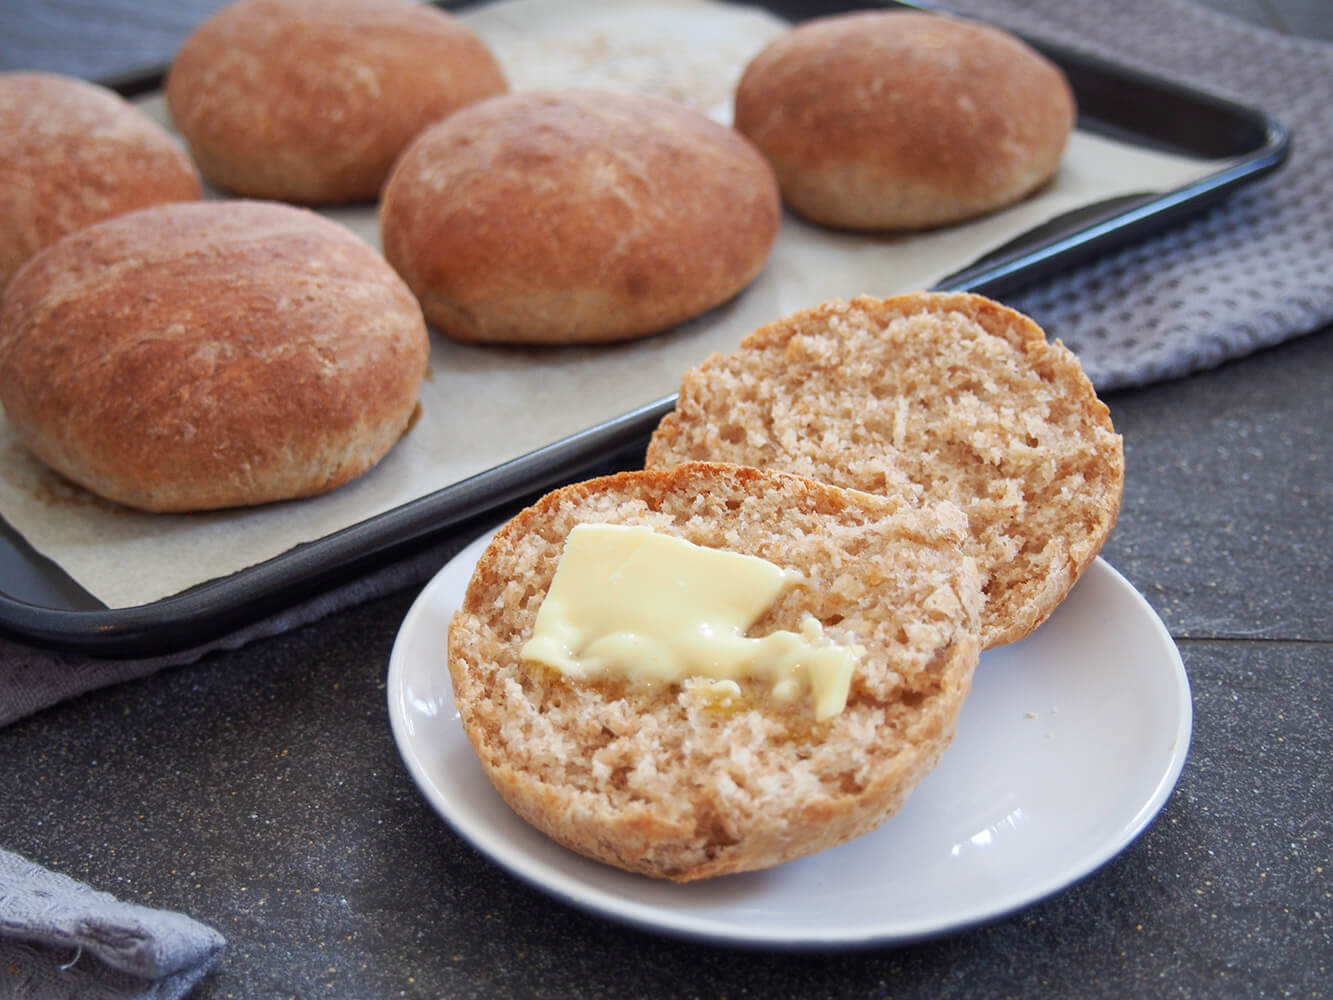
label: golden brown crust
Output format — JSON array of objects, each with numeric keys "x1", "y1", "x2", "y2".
[
  {"x1": 0, "y1": 200, "x2": 430, "y2": 513},
  {"x1": 380, "y1": 89, "x2": 781, "y2": 345},
  {"x1": 447, "y1": 462, "x2": 985, "y2": 881},
  {"x1": 0, "y1": 71, "x2": 201, "y2": 290},
  {"x1": 646, "y1": 292, "x2": 1124, "y2": 649},
  {"x1": 734, "y1": 10, "x2": 1075, "y2": 230},
  {"x1": 165, "y1": 0, "x2": 507, "y2": 204}
]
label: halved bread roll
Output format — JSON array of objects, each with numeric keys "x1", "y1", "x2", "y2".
[
  {"x1": 646, "y1": 293, "x2": 1123, "y2": 648},
  {"x1": 447, "y1": 462, "x2": 985, "y2": 881}
]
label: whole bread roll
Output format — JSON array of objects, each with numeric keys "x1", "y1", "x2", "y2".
[
  {"x1": 646, "y1": 292, "x2": 1123, "y2": 649},
  {"x1": 165, "y1": 0, "x2": 507, "y2": 204},
  {"x1": 380, "y1": 89, "x2": 781, "y2": 345},
  {"x1": 0, "y1": 71, "x2": 201, "y2": 290},
  {"x1": 448, "y1": 462, "x2": 985, "y2": 881},
  {"x1": 0, "y1": 200, "x2": 430, "y2": 513},
  {"x1": 734, "y1": 10, "x2": 1075, "y2": 230}
]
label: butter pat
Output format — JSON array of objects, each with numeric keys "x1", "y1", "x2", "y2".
[{"x1": 520, "y1": 524, "x2": 860, "y2": 720}]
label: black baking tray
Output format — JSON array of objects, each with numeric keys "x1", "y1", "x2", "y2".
[{"x1": 0, "y1": 0, "x2": 1289, "y2": 657}]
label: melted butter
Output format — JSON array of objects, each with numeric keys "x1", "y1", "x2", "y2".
[{"x1": 520, "y1": 524, "x2": 860, "y2": 720}]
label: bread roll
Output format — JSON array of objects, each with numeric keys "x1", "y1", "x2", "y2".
[
  {"x1": 380, "y1": 89, "x2": 781, "y2": 345},
  {"x1": 0, "y1": 200, "x2": 430, "y2": 513},
  {"x1": 734, "y1": 10, "x2": 1075, "y2": 230},
  {"x1": 448, "y1": 462, "x2": 985, "y2": 881},
  {"x1": 165, "y1": 0, "x2": 507, "y2": 204},
  {"x1": 646, "y1": 293, "x2": 1123, "y2": 649},
  {"x1": 0, "y1": 71, "x2": 201, "y2": 290}
]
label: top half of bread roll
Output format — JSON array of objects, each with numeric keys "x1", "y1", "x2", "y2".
[{"x1": 646, "y1": 292, "x2": 1123, "y2": 650}]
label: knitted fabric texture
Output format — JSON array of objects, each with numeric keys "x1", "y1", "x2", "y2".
[
  {"x1": 944, "y1": 0, "x2": 1333, "y2": 389},
  {"x1": 0, "y1": 849, "x2": 224, "y2": 999}
]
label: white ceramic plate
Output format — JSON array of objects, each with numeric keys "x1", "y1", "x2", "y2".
[{"x1": 387, "y1": 527, "x2": 1192, "y2": 949}]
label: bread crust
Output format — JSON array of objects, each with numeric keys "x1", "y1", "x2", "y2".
[
  {"x1": 0, "y1": 200, "x2": 430, "y2": 513},
  {"x1": 646, "y1": 292, "x2": 1124, "y2": 649},
  {"x1": 447, "y1": 462, "x2": 984, "y2": 881},
  {"x1": 380, "y1": 89, "x2": 781, "y2": 345},
  {"x1": 165, "y1": 0, "x2": 507, "y2": 204},
  {"x1": 734, "y1": 10, "x2": 1075, "y2": 230},
  {"x1": 0, "y1": 71, "x2": 201, "y2": 290}
]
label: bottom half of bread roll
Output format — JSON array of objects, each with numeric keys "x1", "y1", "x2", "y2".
[{"x1": 447, "y1": 462, "x2": 985, "y2": 881}]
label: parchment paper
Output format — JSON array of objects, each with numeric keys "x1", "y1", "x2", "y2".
[{"x1": 0, "y1": 0, "x2": 1229, "y2": 609}]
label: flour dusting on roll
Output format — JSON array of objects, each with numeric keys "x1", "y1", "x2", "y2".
[
  {"x1": 166, "y1": 0, "x2": 507, "y2": 204},
  {"x1": 381, "y1": 88, "x2": 781, "y2": 345},
  {"x1": 734, "y1": 10, "x2": 1075, "y2": 231},
  {"x1": 0, "y1": 71, "x2": 201, "y2": 290},
  {"x1": 0, "y1": 200, "x2": 430, "y2": 513}
]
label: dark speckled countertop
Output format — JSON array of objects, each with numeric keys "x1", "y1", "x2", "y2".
[{"x1": 1, "y1": 1, "x2": 1329, "y2": 998}]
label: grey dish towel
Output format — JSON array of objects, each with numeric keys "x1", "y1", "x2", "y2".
[
  {"x1": 944, "y1": 0, "x2": 1333, "y2": 390},
  {"x1": 0, "y1": 532, "x2": 469, "y2": 998},
  {"x1": 0, "y1": 848, "x2": 224, "y2": 999},
  {"x1": 0, "y1": 530, "x2": 468, "y2": 728}
]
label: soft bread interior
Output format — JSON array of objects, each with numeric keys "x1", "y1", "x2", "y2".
[
  {"x1": 447, "y1": 462, "x2": 984, "y2": 881},
  {"x1": 647, "y1": 293, "x2": 1123, "y2": 648}
]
